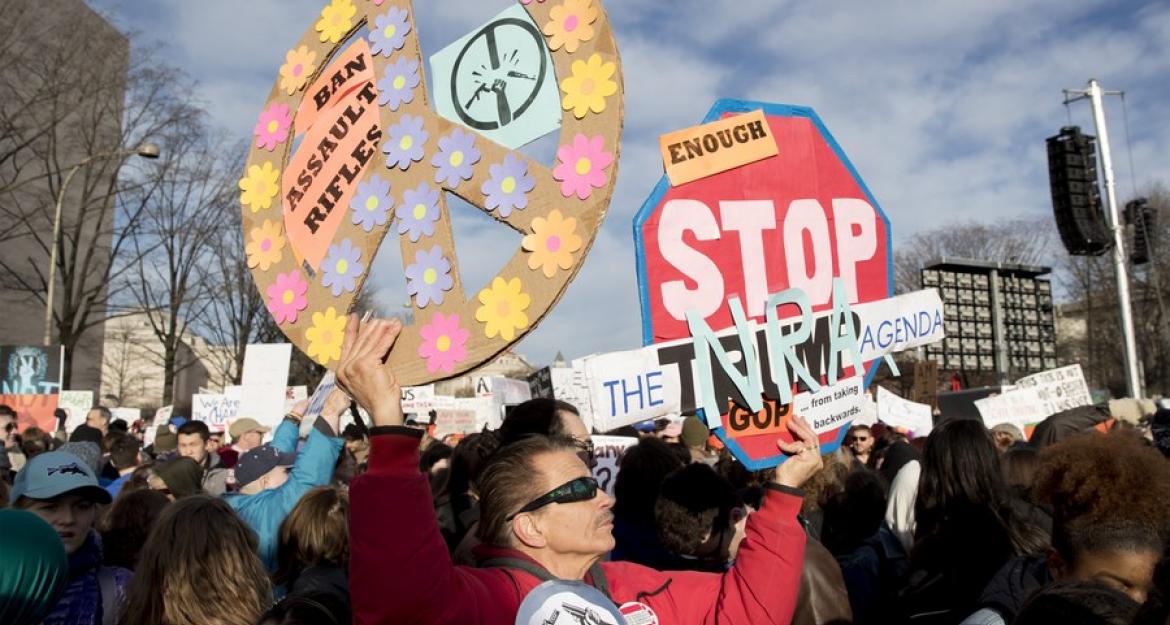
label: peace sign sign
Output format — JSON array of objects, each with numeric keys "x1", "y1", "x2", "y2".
[{"x1": 240, "y1": 0, "x2": 623, "y2": 385}]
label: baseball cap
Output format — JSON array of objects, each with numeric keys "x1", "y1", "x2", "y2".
[
  {"x1": 9, "y1": 451, "x2": 112, "y2": 505},
  {"x1": 229, "y1": 418, "x2": 271, "y2": 440},
  {"x1": 235, "y1": 444, "x2": 296, "y2": 487}
]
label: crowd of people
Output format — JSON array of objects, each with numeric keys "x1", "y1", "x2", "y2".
[{"x1": 1, "y1": 314, "x2": 1168, "y2": 625}]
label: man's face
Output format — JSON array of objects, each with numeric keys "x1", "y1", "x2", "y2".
[
  {"x1": 847, "y1": 428, "x2": 873, "y2": 456},
  {"x1": 1063, "y1": 548, "x2": 1160, "y2": 605},
  {"x1": 526, "y1": 450, "x2": 615, "y2": 559},
  {"x1": 85, "y1": 409, "x2": 108, "y2": 434},
  {"x1": 238, "y1": 430, "x2": 264, "y2": 451},
  {"x1": 177, "y1": 433, "x2": 207, "y2": 463},
  {"x1": 24, "y1": 493, "x2": 98, "y2": 554}
]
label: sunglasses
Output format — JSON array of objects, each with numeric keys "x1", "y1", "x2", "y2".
[
  {"x1": 847, "y1": 436, "x2": 871, "y2": 443},
  {"x1": 507, "y1": 476, "x2": 599, "y2": 521}
]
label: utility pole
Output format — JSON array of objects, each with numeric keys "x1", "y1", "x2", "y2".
[{"x1": 1063, "y1": 79, "x2": 1142, "y2": 398}]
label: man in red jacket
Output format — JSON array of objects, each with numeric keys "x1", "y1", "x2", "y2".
[{"x1": 338, "y1": 316, "x2": 823, "y2": 625}]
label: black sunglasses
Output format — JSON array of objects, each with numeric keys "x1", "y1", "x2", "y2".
[{"x1": 507, "y1": 476, "x2": 599, "y2": 520}]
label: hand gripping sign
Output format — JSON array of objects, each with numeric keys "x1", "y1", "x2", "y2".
[
  {"x1": 241, "y1": 0, "x2": 623, "y2": 385},
  {"x1": 633, "y1": 99, "x2": 898, "y2": 469}
]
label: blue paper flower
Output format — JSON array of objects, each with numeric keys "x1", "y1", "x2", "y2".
[
  {"x1": 482, "y1": 154, "x2": 536, "y2": 218},
  {"x1": 383, "y1": 114, "x2": 428, "y2": 170},
  {"x1": 368, "y1": 7, "x2": 411, "y2": 57},
  {"x1": 349, "y1": 174, "x2": 392, "y2": 232},
  {"x1": 396, "y1": 182, "x2": 440, "y2": 242},
  {"x1": 405, "y1": 244, "x2": 454, "y2": 308},
  {"x1": 376, "y1": 57, "x2": 420, "y2": 112},
  {"x1": 320, "y1": 239, "x2": 364, "y2": 296},
  {"x1": 431, "y1": 127, "x2": 480, "y2": 187}
]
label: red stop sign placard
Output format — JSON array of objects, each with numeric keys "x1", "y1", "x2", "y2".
[{"x1": 634, "y1": 100, "x2": 892, "y2": 345}]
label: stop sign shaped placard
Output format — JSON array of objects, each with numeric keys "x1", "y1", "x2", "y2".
[{"x1": 633, "y1": 99, "x2": 893, "y2": 468}]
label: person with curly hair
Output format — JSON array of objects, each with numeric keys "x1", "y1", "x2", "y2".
[{"x1": 960, "y1": 430, "x2": 1170, "y2": 625}]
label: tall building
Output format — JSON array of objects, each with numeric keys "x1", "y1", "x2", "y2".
[{"x1": 0, "y1": 0, "x2": 129, "y2": 391}]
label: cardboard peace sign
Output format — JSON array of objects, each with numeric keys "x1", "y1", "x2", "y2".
[{"x1": 240, "y1": 0, "x2": 623, "y2": 385}]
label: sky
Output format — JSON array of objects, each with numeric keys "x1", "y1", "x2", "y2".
[{"x1": 87, "y1": 0, "x2": 1170, "y2": 368}]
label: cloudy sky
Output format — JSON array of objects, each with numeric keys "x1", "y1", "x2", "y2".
[{"x1": 87, "y1": 0, "x2": 1170, "y2": 367}]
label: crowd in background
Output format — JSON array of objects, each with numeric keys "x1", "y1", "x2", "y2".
[{"x1": 2, "y1": 352, "x2": 1169, "y2": 625}]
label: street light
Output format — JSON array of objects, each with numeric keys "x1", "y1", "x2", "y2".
[{"x1": 42, "y1": 142, "x2": 161, "y2": 346}]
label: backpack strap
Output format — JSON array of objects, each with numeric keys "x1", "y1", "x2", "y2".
[
  {"x1": 97, "y1": 567, "x2": 119, "y2": 625},
  {"x1": 479, "y1": 557, "x2": 614, "y2": 602}
]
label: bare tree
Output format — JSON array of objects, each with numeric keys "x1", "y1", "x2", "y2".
[{"x1": 893, "y1": 218, "x2": 1054, "y2": 293}]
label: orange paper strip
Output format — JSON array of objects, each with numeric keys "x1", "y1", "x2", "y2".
[
  {"x1": 658, "y1": 109, "x2": 779, "y2": 187},
  {"x1": 721, "y1": 397, "x2": 793, "y2": 440},
  {"x1": 295, "y1": 39, "x2": 377, "y2": 137}
]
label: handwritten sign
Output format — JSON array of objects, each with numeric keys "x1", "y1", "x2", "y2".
[
  {"x1": 192, "y1": 394, "x2": 240, "y2": 430},
  {"x1": 1013, "y1": 365, "x2": 1092, "y2": 416},
  {"x1": 659, "y1": 109, "x2": 778, "y2": 186},
  {"x1": 590, "y1": 435, "x2": 637, "y2": 496},
  {"x1": 58, "y1": 390, "x2": 93, "y2": 433},
  {"x1": 876, "y1": 385, "x2": 933, "y2": 436}
]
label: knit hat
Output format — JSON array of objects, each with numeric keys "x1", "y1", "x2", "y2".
[
  {"x1": 680, "y1": 416, "x2": 709, "y2": 449},
  {"x1": 153, "y1": 426, "x2": 177, "y2": 453},
  {"x1": 0, "y1": 510, "x2": 69, "y2": 625},
  {"x1": 58, "y1": 442, "x2": 102, "y2": 474}
]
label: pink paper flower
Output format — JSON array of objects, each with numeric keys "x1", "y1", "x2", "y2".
[
  {"x1": 552, "y1": 133, "x2": 612, "y2": 200},
  {"x1": 266, "y1": 270, "x2": 309, "y2": 324},
  {"x1": 253, "y1": 103, "x2": 292, "y2": 152},
  {"x1": 418, "y1": 312, "x2": 469, "y2": 374}
]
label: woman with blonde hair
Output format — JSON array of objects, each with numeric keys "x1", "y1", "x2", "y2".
[
  {"x1": 117, "y1": 495, "x2": 271, "y2": 625},
  {"x1": 273, "y1": 486, "x2": 350, "y2": 624}
]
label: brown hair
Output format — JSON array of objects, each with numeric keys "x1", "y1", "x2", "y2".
[
  {"x1": 274, "y1": 487, "x2": 349, "y2": 587},
  {"x1": 117, "y1": 495, "x2": 271, "y2": 625},
  {"x1": 101, "y1": 489, "x2": 169, "y2": 570},
  {"x1": 475, "y1": 435, "x2": 579, "y2": 547},
  {"x1": 20, "y1": 426, "x2": 52, "y2": 459},
  {"x1": 107, "y1": 432, "x2": 142, "y2": 470}
]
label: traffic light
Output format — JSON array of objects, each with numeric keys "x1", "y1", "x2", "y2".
[
  {"x1": 1125, "y1": 197, "x2": 1156, "y2": 265},
  {"x1": 1047, "y1": 126, "x2": 1112, "y2": 256}
]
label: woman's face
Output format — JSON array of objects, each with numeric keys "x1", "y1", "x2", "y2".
[
  {"x1": 24, "y1": 493, "x2": 98, "y2": 554},
  {"x1": 1064, "y1": 547, "x2": 1161, "y2": 604}
]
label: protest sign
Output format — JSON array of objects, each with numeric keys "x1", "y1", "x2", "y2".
[
  {"x1": 429, "y1": 4, "x2": 561, "y2": 149},
  {"x1": 111, "y1": 407, "x2": 141, "y2": 424},
  {"x1": 153, "y1": 405, "x2": 174, "y2": 427},
  {"x1": 192, "y1": 394, "x2": 239, "y2": 431},
  {"x1": 433, "y1": 396, "x2": 495, "y2": 438},
  {"x1": 974, "y1": 388, "x2": 1044, "y2": 432},
  {"x1": 242, "y1": 343, "x2": 293, "y2": 387},
  {"x1": 876, "y1": 385, "x2": 933, "y2": 436},
  {"x1": 401, "y1": 385, "x2": 435, "y2": 416},
  {"x1": 551, "y1": 365, "x2": 595, "y2": 430},
  {"x1": 659, "y1": 109, "x2": 778, "y2": 186},
  {"x1": 583, "y1": 348, "x2": 682, "y2": 433},
  {"x1": 226, "y1": 385, "x2": 286, "y2": 430},
  {"x1": 591, "y1": 435, "x2": 637, "y2": 496},
  {"x1": 302, "y1": 372, "x2": 337, "y2": 422},
  {"x1": 242, "y1": 1, "x2": 623, "y2": 388},
  {"x1": 58, "y1": 390, "x2": 93, "y2": 433},
  {"x1": 1014, "y1": 364, "x2": 1093, "y2": 416},
  {"x1": 1, "y1": 345, "x2": 64, "y2": 431}
]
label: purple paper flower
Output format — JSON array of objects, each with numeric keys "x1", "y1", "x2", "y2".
[
  {"x1": 368, "y1": 7, "x2": 411, "y2": 57},
  {"x1": 320, "y1": 239, "x2": 364, "y2": 296},
  {"x1": 376, "y1": 57, "x2": 420, "y2": 112},
  {"x1": 482, "y1": 154, "x2": 536, "y2": 218},
  {"x1": 405, "y1": 245, "x2": 454, "y2": 308},
  {"x1": 349, "y1": 175, "x2": 393, "y2": 232},
  {"x1": 383, "y1": 114, "x2": 428, "y2": 171},
  {"x1": 431, "y1": 127, "x2": 480, "y2": 187},
  {"x1": 396, "y1": 182, "x2": 440, "y2": 242}
]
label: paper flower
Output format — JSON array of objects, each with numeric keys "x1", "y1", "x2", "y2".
[
  {"x1": 239, "y1": 162, "x2": 280, "y2": 213},
  {"x1": 279, "y1": 46, "x2": 318, "y2": 95},
  {"x1": 552, "y1": 134, "x2": 612, "y2": 200},
  {"x1": 522, "y1": 210, "x2": 583, "y2": 278},
  {"x1": 418, "y1": 312, "x2": 469, "y2": 374},
  {"x1": 482, "y1": 154, "x2": 535, "y2": 218},
  {"x1": 320, "y1": 239, "x2": 365, "y2": 296},
  {"x1": 383, "y1": 114, "x2": 428, "y2": 170},
  {"x1": 305, "y1": 307, "x2": 347, "y2": 365},
  {"x1": 520, "y1": 0, "x2": 547, "y2": 3},
  {"x1": 245, "y1": 219, "x2": 285, "y2": 270},
  {"x1": 475, "y1": 277, "x2": 531, "y2": 341},
  {"x1": 543, "y1": 0, "x2": 598, "y2": 53},
  {"x1": 265, "y1": 270, "x2": 309, "y2": 324},
  {"x1": 316, "y1": 0, "x2": 356, "y2": 43},
  {"x1": 431, "y1": 127, "x2": 480, "y2": 187},
  {"x1": 395, "y1": 182, "x2": 440, "y2": 242},
  {"x1": 376, "y1": 57, "x2": 420, "y2": 111},
  {"x1": 560, "y1": 53, "x2": 617, "y2": 119},
  {"x1": 369, "y1": 6, "x2": 411, "y2": 56},
  {"x1": 405, "y1": 245, "x2": 454, "y2": 308},
  {"x1": 350, "y1": 174, "x2": 393, "y2": 232},
  {"x1": 253, "y1": 103, "x2": 292, "y2": 152}
]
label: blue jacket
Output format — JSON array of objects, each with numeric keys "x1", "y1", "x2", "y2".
[{"x1": 224, "y1": 419, "x2": 343, "y2": 571}]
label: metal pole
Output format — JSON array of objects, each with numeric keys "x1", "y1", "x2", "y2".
[
  {"x1": 1086, "y1": 79, "x2": 1143, "y2": 398},
  {"x1": 989, "y1": 268, "x2": 1010, "y2": 386},
  {"x1": 43, "y1": 163, "x2": 86, "y2": 346}
]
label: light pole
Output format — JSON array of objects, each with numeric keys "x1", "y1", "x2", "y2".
[{"x1": 42, "y1": 142, "x2": 160, "y2": 346}]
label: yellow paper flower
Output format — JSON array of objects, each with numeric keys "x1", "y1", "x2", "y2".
[
  {"x1": 245, "y1": 219, "x2": 286, "y2": 271},
  {"x1": 279, "y1": 46, "x2": 318, "y2": 95},
  {"x1": 543, "y1": 0, "x2": 598, "y2": 53},
  {"x1": 240, "y1": 162, "x2": 279, "y2": 213},
  {"x1": 316, "y1": 0, "x2": 357, "y2": 43},
  {"x1": 522, "y1": 210, "x2": 583, "y2": 278},
  {"x1": 560, "y1": 53, "x2": 617, "y2": 118},
  {"x1": 475, "y1": 277, "x2": 531, "y2": 341},
  {"x1": 305, "y1": 306, "x2": 347, "y2": 365}
]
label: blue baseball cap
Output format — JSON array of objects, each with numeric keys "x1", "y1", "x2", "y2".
[
  {"x1": 10, "y1": 451, "x2": 112, "y2": 505},
  {"x1": 235, "y1": 444, "x2": 296, "y2": 487}
]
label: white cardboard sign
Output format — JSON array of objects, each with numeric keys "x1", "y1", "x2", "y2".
[
  {"x1": 590, "y1": 435, "x2": 637, "y2": 496},
  {"x1": 241, "y1": 343, "x2": 293, "y2": 387},
  {"x1": 58, "y1": 390, "x2": 93, "y2": 433},
  {"x1": 876, "y1": 385, "x2": 933, "y2": 436}
]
